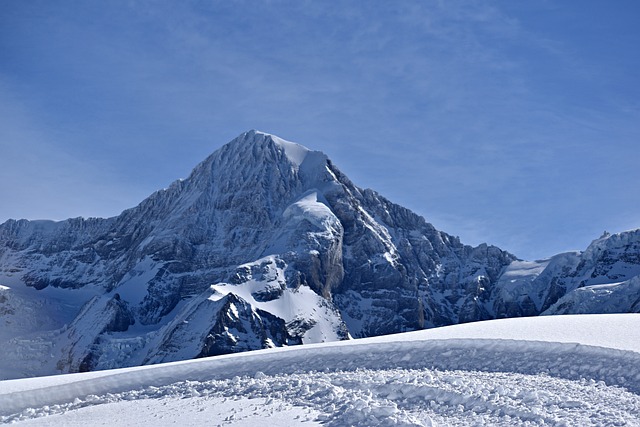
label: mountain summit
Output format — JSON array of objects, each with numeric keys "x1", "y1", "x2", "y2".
[{"x1": 1, "y1": 131, "x2": 639, "y2": 379}]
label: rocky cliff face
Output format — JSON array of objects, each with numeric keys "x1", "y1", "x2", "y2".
[{"x1": 0, "y1": 131, "x2": 638, "y2": 379}]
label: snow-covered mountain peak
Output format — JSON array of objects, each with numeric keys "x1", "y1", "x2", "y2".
[
  {"x1": 583, "y1": 228, "x2": 640, "y2": 258},
  {"x1": 226, "y1": 130, "x2": 330, "y2": 180},
  {"x1": 126, "y1": 131, "x2": 334, "y2": 232},
  {"x1": 245, "y1": 130, "x2": 312, "y2": 167}
]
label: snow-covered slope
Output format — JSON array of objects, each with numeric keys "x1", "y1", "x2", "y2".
[
  {"x1": 1, "y1": 130, "x2": 639, "y2": 380},
  {"x1": 2, "y1": 314, "x2": 640, "y2": 426}
]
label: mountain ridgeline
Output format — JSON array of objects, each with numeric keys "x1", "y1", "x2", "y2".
[{"x1": 1, "y1": 131, "x2": 639, "y2": 379}]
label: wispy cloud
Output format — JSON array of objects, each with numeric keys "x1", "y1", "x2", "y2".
[{"x1": 1, "y1": 0, "x2": 638, "y2": 259}]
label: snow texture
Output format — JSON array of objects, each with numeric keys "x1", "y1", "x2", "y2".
[{"x1": 1, "y1": 314, "x2": 640, "y2": 426}]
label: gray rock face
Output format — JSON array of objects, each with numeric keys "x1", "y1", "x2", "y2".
[
  {"x1": 538, "y1": 230, "x2": 640, "y2": 315},
  {"x1": 0, "y1": 130, "x2": 638, "y2": 379}
]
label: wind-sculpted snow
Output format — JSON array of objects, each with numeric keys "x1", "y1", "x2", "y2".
[
  {"x1": 1, "y1": 130, "x2": 640, "y2": 379},
  {"x1": 5, "y1": 368, "x2": 640, "y2": 426},
  {"x1": 2, "y1": 315, "x2": 640, "y2": 426}
]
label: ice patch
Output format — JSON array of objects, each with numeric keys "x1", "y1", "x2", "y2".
[{"x1": 282, "y1": 190, "x2": 335, "y2": 228}]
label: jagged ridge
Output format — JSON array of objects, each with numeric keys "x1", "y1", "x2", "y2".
[{"x1": 0, "y1": 130, "x2": 638, "y2": 379}]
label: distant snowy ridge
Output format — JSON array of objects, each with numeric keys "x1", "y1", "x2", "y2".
[{"x1": 1, "y1": 130, "x2": 639, "y2": 379}]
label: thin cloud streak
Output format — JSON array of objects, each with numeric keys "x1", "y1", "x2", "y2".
[{"x1": 0, "y1": 1, "x2": 638, "y2": 260}]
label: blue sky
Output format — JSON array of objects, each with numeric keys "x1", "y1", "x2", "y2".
[{"x1": 1, "y1": 0, "x2": 639, "y2": 260}]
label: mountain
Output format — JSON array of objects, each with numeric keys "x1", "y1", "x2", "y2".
[{"x1": 1, "y1": 130, "x2": 639, "y2": 379}]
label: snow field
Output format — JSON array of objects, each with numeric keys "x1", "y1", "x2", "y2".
[
  {"x1": 2, "y1": 314, "x2": 640, "y2": 426},
  {"x1": 8, "y1": 396, "x2": 322, "y2": 427},
  {"x1": 4, "y1": 367, "x2": 640, "y2": 426}
]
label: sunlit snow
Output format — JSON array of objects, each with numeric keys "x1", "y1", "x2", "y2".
[
  {"x1": 2, "y1": 314, "x2": 639, "y2": 426},
  {"x1": 252, "y1": 130, "x2": 310, "y2": 167}
]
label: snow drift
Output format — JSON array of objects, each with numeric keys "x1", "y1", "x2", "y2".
[{"x1": 1, "y1": 314, "x2": 639, "y2": 426}]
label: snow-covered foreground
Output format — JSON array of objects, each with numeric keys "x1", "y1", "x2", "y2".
[{"x1": 2, "y1": 314, "x2": 640, "y2": 426}]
